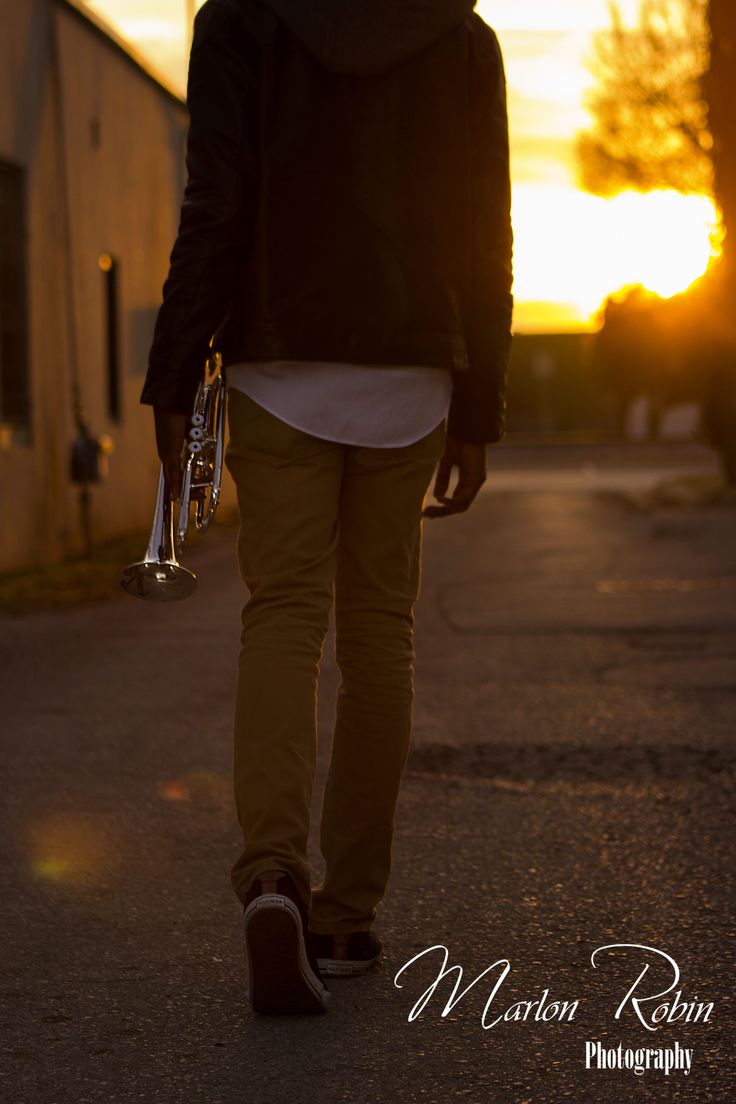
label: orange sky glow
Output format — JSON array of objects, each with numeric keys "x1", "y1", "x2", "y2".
[{"x1": 83, "y1": 0, "x2": 721, "y2": 333}]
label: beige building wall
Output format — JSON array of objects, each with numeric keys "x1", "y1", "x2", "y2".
[{"x1": 1, "y1": 0, "x2": 237, "y2": 574}]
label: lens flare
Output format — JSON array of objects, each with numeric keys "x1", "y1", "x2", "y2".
[
  {"x1": 29, "y1": 812, "x2": 116, "y2": 885},
  {"x1": 159, "y1": 769, "x2": 231, "y2": 813}
]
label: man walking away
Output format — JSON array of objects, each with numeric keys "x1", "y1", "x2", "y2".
[{"x1": 140, "y1": 0, "x2": 513, "y2": 1015}]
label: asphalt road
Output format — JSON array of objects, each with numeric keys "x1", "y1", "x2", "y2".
[{"x1": 2, "y1": 441, "x2": 734, "y2": 1104}]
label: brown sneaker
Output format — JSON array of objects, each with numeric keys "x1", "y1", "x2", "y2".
[
  {"x1": 243, "y1": 870, "x2": 330, "y2": 1014},
  {"x1": 309, "y1": 930, "x2": 383, "y2": 977}
]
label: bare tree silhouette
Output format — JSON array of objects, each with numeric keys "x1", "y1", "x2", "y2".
[{"x1": 577, "y1": 0, "x2": 712, "y2": 197}]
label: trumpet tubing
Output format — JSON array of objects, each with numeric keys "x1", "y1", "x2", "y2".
[{"x1": 120, "y1": 358, "x2": 227, "y2": 602}]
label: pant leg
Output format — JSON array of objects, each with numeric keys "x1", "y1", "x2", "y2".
[
  {"x1": 310, "y1": 418, "x2": 446, "y2": 934},
  {"x1": 224, "y1": 388, "x2": 343, "y2": 909}
]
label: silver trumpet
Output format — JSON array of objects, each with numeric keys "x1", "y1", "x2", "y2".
[{"x1": 120, "y1": 354, "x2": 227, "y2": 601}]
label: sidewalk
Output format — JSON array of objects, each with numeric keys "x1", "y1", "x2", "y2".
[{"x1": 1, "y1": 443, "x2": 734, "y2": 1103}]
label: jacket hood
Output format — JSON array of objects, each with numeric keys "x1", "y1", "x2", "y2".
[{"x1": 261, "y1": 0, "x2": 477, "y2": 76}]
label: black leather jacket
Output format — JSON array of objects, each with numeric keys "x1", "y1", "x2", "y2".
[{"x1": 140, "y1": 0, "x2": 513, "y2": 443}]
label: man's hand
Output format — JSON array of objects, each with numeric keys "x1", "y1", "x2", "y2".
[
  {"x1": 422, "y1": 434, "x2": 487, "y2": 518},
  {"x1": 153, "y1": 407, "x2": 188, "y2": 502}
]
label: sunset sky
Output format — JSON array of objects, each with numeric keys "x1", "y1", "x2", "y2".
[{"x1": 83, "y1": 0, "x2": 719, "y2": 332}]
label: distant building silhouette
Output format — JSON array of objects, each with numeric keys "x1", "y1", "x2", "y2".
[{"x1": 505, "y1": 333, "x2": 602, "y2": 438}]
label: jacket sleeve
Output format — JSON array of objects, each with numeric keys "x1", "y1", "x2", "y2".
[
  {"x1": 139, "y1": 0, "x2": 258, "y2": 414},
  {"x1": 447, "y1": 21, "x2": 513, "y2": 444}
]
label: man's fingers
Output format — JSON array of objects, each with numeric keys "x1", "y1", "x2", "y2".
[
  {"x1": 423, "y1": 436, "x2": 487, "y2": 519},
  {"x1": 153, "y1": 407, "x2": 188, "y2": 502},
  {"x1": 423, "y1": 476, "x2": 484, "y2": 518},
  {"x1": 432, "y1": 457, "x2": 452, "y2": 502},
  {"x1": 452, "y1": 478, "x2": 479, "y2": 509},
  {"x1": 163, "y1": 456, "x2": 183, "y2": 502}
]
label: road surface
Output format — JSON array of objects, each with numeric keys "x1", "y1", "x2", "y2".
[{"x1": 2, "y1": 442, "x2": 734, "y2": 1103}]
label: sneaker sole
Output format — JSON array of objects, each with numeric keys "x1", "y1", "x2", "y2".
[{"x1": 244, "y1": 893, "x2": 330, "y2": 1014}]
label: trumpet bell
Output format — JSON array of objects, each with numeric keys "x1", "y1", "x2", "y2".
[
  {"x1": 119, "y1": 560, "x2": 197, "y2": 602},
  {"x1": 119, "y1": 466, "x2": 198, "y2": 602}
]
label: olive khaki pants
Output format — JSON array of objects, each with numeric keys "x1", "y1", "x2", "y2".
[{"x1": 224, "y1": 387, "x2": 445, "y2": 934}]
